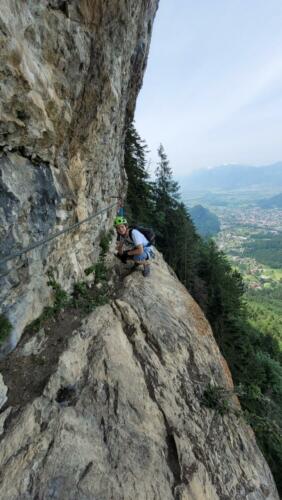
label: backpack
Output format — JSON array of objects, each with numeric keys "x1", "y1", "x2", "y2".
[{"x1": 129, "y1": 226, "x2": 155, "y2": 246}]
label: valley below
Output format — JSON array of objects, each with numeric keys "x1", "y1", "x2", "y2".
[
  {"x1": 184, "y1": 189, "x2": 282, "y2": 349},
  {"x1": 215, "y1": 205, "x2": 282, "y2": 289},
  {"x1": 214, "y1": 203, "x2": 282, "y2": 350}
]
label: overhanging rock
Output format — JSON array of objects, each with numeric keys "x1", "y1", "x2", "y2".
[{"x1": 0, "y1": 0, "x2": 159, "y2": 350}]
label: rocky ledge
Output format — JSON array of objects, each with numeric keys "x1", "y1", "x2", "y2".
[{"x1": 0, "y1": 253, "x2": 278, "y2": 499}]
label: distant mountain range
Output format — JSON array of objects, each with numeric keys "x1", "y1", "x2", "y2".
[
  {"x1": 178, "y1": 162, "x2": 282, "y2": 191},
  {"x1": 257, "y1": 192, "x2": 282, "y2": 209}
]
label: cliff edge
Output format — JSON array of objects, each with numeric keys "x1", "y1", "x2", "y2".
[{"x1": 0, "y1": 253, "x2": 278, "y2": 499}]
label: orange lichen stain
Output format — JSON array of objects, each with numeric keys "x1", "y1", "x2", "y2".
[
  {"x1": 188, "y1": 298, "x2": 212, "y2": 336},
  {"x1": 220, "y1": 355, "x2": 234, "y2": 389}
]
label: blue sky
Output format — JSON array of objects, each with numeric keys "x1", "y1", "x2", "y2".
[{"x1": 135, "y1": 0, "x2": 282, "y2": 175}]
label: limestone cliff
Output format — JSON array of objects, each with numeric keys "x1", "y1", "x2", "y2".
[
  {"x1": 0, "y1": 253, "x2": 279, "y2": 499},
  {"x1": 0, "y1": 0, "x2": 158, "y2": 350},
  {"x1": 0, "y1": 3, "x2": 279, "y2": 498}
]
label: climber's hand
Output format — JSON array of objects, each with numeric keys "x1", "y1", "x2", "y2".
[
  {"x1": 114, "y1": 251, "x2": 130, "y2": 264},
  {"x1": 120, "y1": 250, "x2": 130, "y2": 263}
]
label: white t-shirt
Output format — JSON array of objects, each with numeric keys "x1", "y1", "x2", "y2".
[{"x1": 130, "y1": 229, "x2": 149, "y2": 247}]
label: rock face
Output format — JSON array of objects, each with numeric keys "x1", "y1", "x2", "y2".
[
  {"x1": 0, "y1": 254, "x2": 278, "y2": 499},
  {"x1": 0, "y1": 0, "x2": 159, "y2": 350},
  {"x1": 0, "y1": 3, "x2": 279, "y2": 498}
]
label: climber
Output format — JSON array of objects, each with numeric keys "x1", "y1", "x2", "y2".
[{"x1": 114, "y1": 216, "x2": 153, "y2": 277}]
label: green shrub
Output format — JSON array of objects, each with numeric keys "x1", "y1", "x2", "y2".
[
  {"x1": 85, "y1": 230, "x2": 112, "y2": 278},
  {"x1": 201, "y1": 383, "x2": 233, "y2": 415},
  {"x1": 28, "y1": 306, "x2": 54, "y2": 333},
  {"x1": 47, "y1": 271, "x2": 70, "y2": 311},
  {"x1": 99, "y1": 230, "x2": 113, "y2": 256},
  {"x1": 84, "y1": 264, "x2": 96, "y2": 276},
  {"x1": 94, "y1": 261, "x2": 107, "y2": 283},
  {"x1": 72, "y1": 281, "x2": 96, "y2": 312},
  {"x1": 28, "y1": 272, "x2": 69, "y2": 333},
  {"x1": 72, "y1": 281, "x2": 108, "y2": 312},
  {"x1": 84, "y1": 261, "x2": 107, "y2": 282},
  {"x1": 0, "y1": 314, "x2": 12, "y2": 344}
]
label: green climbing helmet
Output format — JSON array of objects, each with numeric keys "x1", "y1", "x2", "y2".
[{"x1": 114, "y1": 215, "x2": 128, "y2": 227}]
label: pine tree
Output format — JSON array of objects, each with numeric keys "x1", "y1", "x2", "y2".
[
  {"x1": 123, "y1": 122, "x2": 153, "y2": 224},
  {"x1": 152, "y1": 145, "x2": 199, "y2": 288},
  {"x1": 153, "y1": 144, "x2": 180, "y2": 251},
  {"x1": 154, "y1": 144, "x2": 179, "y2": 212}
]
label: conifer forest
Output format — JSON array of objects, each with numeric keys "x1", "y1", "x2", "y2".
[{"x1": 124, "y1": 123, "x2": 282, "y2": 494}]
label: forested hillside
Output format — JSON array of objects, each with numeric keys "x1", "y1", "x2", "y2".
[
  {"x1": 242, "y1": 233, "x2": 282, "y2": 268},
  {"x1": 189, "y1": 204, "x2": 220, "y2": 237},
  {"x1": 258, "y1": 192, "x2": 282, "y2": 209},
  {"x1": 124, "y1": 123, "x2": 282, "y2": 494},
  {"x1": 247, "y1": 285, "x2": 282, "y2": 348}
]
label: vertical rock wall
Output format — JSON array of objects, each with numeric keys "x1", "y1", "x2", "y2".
[{"x1": 0, "y1": 0, "x2": 159, "y2": 350}]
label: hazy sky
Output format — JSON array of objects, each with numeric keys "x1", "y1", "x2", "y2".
[{"x1": 135, "y1": 0, "x2": 282, "y2": 175}]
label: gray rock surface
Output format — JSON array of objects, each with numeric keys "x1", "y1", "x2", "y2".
[
  {"x1": 0, "y1": 254, "x2": 278, "y2": 499},
  {"x1": 0, "y1": 0, "x2": 159, "y2": 350},
  {"x1": 0, "y1": 373, "x2": 7, "y2": 410}
]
